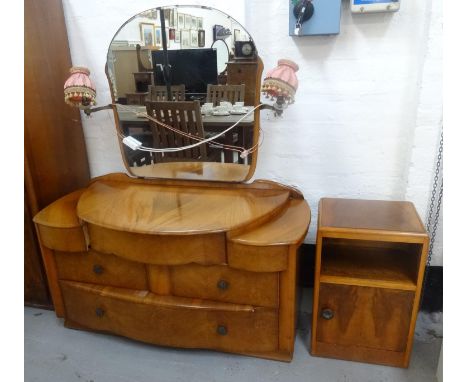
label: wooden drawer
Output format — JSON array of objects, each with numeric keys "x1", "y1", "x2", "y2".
[
  {"x1": 88, "y1": 224, "x2": 226, "y2": 266},
  {"x1": 36, "y1": 225, "x2": 87, "y2": 252},
  {"x1": 170, "y1": 264, "x2": 279, "y2": 308},
  {"x1": 227, "y1": 242, "x2": 288, "y2": 272},
  {"x1": 55, "y1": 250, "x2": 147, "y2": 290},
  {"x1": 61, "y1": 281, "x2": 278, "y2": 353},
  {"x1": 316, "y1": 284, "x2": 414, "y2": 352}
]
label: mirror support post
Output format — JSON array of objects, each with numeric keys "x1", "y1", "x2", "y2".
[{"x1": 159, "y1": 8, "x2": 173, "y2": 101}]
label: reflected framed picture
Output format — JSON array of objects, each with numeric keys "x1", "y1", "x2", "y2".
[
  {"x1": 190, "y1": 30, "x2": 198, "y2": 47},
  {"x1": 169, "y1": 28, "x2": 176, "y2": 41},
  {"x1": 185, "y1": 15, "x2": 192, "y2": 30},
  {"x1": 181, "y1": 30, "x2": 190, "y2": 49},
  {"x1": 140, "y1": 23, "x2": 155, "y2": 46},
  {"x1": 154, "y1": 27, "x2": 162, "y2": 48},
  {"x1": 163, "y1": 9, "x2": 171, "y2": 24},
  {"x1": 234, "y1": 29, "x2": 240, "y2": 42},
  {"x1": 197, "y1": 17, "x2": 203, "y2": 30},
  {"x1": 170, "y1": 9, "x2": 176, "y2": 27},
  {"x1": 178, "y1": 13, "x2": 185, "y2": 29},
  {"x1": 198, "y1": 30, "x2": 205, "y2": 47}
]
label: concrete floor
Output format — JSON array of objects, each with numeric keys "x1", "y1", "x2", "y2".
[{"x1": 25, "y1": 289, "x2": 442, "y2": 382}]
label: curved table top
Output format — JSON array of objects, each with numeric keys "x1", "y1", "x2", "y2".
[{"x1": 77, "y1": 178, "x2": 292, "y2": 235}]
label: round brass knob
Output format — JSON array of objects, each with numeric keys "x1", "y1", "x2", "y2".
[
  {"x1": 93, "y1": 264, "x2": 104, "y2": 275},
  {"x1": 321, "y1": 308, "x2": 334, "y2": 320},
  {"x1": 95, "y1": 307, "x2": 105, "y2": 317},
  {"x1": 217, "y1": 279, "x2": 229, "y2": 290},
  {"x1": 217, "y1": 325, "x2": 228, "y2": 336}
]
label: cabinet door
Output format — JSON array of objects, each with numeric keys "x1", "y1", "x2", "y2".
[{"x1": 316, "y1": 284, "x2": 414, "y2": 352}]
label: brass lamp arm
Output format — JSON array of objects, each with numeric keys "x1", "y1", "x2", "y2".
[
  {"x1": 83, "y1": 104, "x2": 113, "y2": 116},
  {"x1": 260, "y1": 95, "x2": 287, "y2": 116}
]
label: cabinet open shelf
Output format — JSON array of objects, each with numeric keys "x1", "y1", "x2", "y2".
[{"x1": 320, "y1": 239, "x2": 421, "y2": 291}]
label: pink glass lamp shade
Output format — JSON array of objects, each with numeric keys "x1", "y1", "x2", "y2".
[
  {"x1": 64, "y1": 67, "x2": 97, "y2": 109},
  {"x1": 261, "y1": 59, "x2": 299, "y2": 105}
]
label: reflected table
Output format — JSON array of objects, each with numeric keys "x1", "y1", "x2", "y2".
[{"x1": 116, "y1": 104, "x2": 255, "y2": 163}]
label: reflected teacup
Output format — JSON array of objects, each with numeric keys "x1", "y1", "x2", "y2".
[
  {"x1": 233, "y1": 105, "x2": 244, "y2": 111},
  {"x1": 220, "y1": 101, "x2": 233, "y2": 110},
  {"x1": 201, "y1": 102, "x2": 214, "y2": 115},
  {"x1": 216, "y1": 106, "x2": 229, "y2": 114}
]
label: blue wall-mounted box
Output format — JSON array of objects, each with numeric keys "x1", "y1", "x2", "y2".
[{"x1": 289, "y1": 0, "x2": 342, "y2": 36}]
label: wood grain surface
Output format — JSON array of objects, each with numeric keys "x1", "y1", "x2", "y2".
[
  {"x1": 311, "y1": 197, "x2": 429, "y2": 367},
  {"x1": 77, "y1": 179, "x2": 290, "y2": 234},
  {"x1": 33, "y1": 173, "x2": 311, "y2": 361},
  {"x1": 319, "y1": 198, "x2": 426, "y2": 234},
  {"x1": 55, "y1": 250, "x2": 148, "y2": 290},
  {"x1": 130, "y1": 161, "x2": 250, "y2": 182},
  {"x1": 61, "y1": 281, "x2": 278, "y2": 353},
  {"x1": 320, "y1": 242, "x2": 419, "y2": 291},
  {"x1": 170, "y1": 264, "x2": 279, "y2": 308},
  {"x1": 88, "y1": 224, "x2": 226, "y2": 266},
  {"x1": 229, "y1": 199, "x2": 311, "y2": 246},
  {"x1": 316, "y1": 284, "x2": 414, "y2": 352},
  {"x1": 33, "y1": 189, "x2": 85, "y2": 228}
]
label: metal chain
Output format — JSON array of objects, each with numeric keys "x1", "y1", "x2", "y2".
[
  {"x1": 420, "y1": 129, "x2": 443, "y2": 309},
  {"x1": 425, "y1": 130, "x2": 443, "y2": 267},
  {"x1": 427, "y1": 178, "x2": 443, "y2": 266}
]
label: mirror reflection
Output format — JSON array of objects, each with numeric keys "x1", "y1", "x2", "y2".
[{"x1": 106, "y1": 5, "x2": 260, "y2": 182}]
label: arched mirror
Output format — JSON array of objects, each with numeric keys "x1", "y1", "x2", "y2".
[{"x1": 106, "y1": 5, "x2": 262, "y2": 182}]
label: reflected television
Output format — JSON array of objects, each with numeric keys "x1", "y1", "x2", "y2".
[{"x1": 152, "y1": 48, "x2": 218, "y2": 95}]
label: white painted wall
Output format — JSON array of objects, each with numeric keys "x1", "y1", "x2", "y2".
[{"x1": 62, "y1": 0, "x2": 442, "y2": 264}]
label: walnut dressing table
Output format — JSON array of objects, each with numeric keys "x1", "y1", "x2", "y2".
[
  {"x1": 34, "y1": 5, "x2": 310, "y2": 362},
  {"x1": 33, "y1": 174, "x2": 310, "y2": 361}
]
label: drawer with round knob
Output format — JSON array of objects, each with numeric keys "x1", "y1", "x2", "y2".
[
  {"x1": 61, "y1": 281, "x2": 278, "y2": 354},
  {"x1": 169, "y1": 264, "x2": 279, "y2": 308},
  {"x1": 54, "y1": 250, "x2": 147, "y2": 290}
]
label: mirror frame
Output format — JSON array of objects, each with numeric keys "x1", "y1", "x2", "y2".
[{"x1": 104, "y1": 5, "x2": 263, "y2": 183}]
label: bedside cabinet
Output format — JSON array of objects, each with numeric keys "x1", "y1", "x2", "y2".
[{"x1": 310, "y1": 198, "x2": 429, "y2": 367}]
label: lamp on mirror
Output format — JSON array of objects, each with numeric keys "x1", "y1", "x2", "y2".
[
  {"x1": 64, "y1": 67, "x2": 97, "y2": 109},
  {"x1": 261, "y1": 59, "x2": 299, "y2": 116}
]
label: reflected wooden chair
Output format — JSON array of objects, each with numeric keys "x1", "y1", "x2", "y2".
[
  {"x1": 206, "y1": 84, "x2": 245, "y2": 106},
  {"x1": 147, "y1": 85, "x2": 186, "y2": 102},
  {"x1": 145, "y1": 100, "x2": 220, "y2": 163}
]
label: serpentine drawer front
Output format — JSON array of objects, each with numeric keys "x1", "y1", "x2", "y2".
[
  {"x1": 33, "y1": 174, "x2": 311, "y2": 361},
  {"x1": 61, "y1": 281, "x2": 279, "y2": 353}
]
